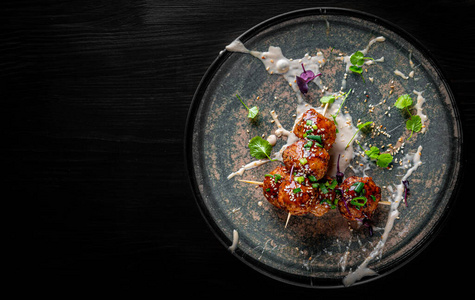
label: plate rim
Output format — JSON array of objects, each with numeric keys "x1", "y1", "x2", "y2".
[{"x1": 184, "y1": 7, "x2": 464, "y2": 288}]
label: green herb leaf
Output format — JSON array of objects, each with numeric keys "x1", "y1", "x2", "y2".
[
  {"x1": 376, "y1": 153, "x2": 393, "y2": 168},
  {"x1": 349, "y1": 65, "x2": 362, "y2": 74},
  {"x1": 293, "y1": 188, "x2": 302, "y2": 194},
  {"x1": 394, "y1": 94, "x2": 413, "y2": 109},
  {"x1": 248, "y1": 136, "x2": 274, "y2": 160},
  {"x1": 236, "y1": 94, "x2": 259, "y2": 119},
  {"x1": 364, "y1": 146, "x2": 393, "y2": 168},
  {"x1": 319, "y1": 95, "x2": 336, "y2": 104},
  {"x1": 350, "y1": 51, "x2": 374, "y2": 66},
  {"x1": 308, "y1": 175, "x2": 317, "y2": 182},
  {"x1": 346, "y1": 121, "x2": 373, "y2": 149},
  {"x1": 247, "y1": 106, "x2": 259, "y2": 119},
  {"x1": 349, "y1": 52, "x2": 373, "y2": 82},
  {"x1": 406, "y1": 115, "x2": 422, "y2": 140},
  {"x1": 358, "y1": 121, "x2": 373, "y2": 130},
  {"x1": 365, "y1": 146, "x2": 381, "y2": 160},
  {"x1": 350, "y1": 51, "x2": 364, "y2": 65}
]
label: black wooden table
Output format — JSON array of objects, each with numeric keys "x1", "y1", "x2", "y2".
[{"x1": 6, "y1": 0, "x2": 474, "y2": 296}]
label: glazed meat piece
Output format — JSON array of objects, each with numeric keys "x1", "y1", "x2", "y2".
[
  {"x1": 282, "y1": 139, "x2": 330, "y2": 181},
  {"x1": 262, "y1": 164, "x2": 290, "y2": 209},
  {"x1": 293, "y1": 108, "x2": 337, "y2": 149},
  {"x1": 307, "y1": 176, "x2": 339, "y2": 217},
  {"x1": 277, "y1": 177, "x2": 315, "y2": 216},
  {"x1": 337, "y1": 176, "x2": 381, "y2": 221}
]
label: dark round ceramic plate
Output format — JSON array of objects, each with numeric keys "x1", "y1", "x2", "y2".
[{"x1": 185, "y1": 8, "x2": 462, "y2": 288}]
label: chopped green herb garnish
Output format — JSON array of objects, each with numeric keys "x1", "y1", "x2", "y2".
[
  {"x1": 354, "y1": 182, "x2": 365, "y2": 194},
  {"x1": 304, "y1": 140, "x2": 313, "y2": 148},
  {"x1": 308, "y1": 175, "x2": 317, "y2": 182},
  {"x1": 307, "y1": 135, "x2": 322, "y2": 143},
  {"x1": 293, "y1": 188, "x2": 302, "y2": 194},
  {"x1": 236, "y1": 93, "x2": 259, "y2": 119},
  {"x1": 350, "y1": 196, "x2": 367, "y2": 207},
  {"x1": 319, "y1": 183, "x2": 329, "y2": 194},
  {"x1": 274, "y1": 174, "x2": 282, "y2": 181},
  {"x1": 306, "y1": 120, "x2": 313, "y2": 126},
  {"x1": 294, "y1": 176, "x2": 305, "y2": 184},
  {"x1": 327, "y1": 179, "x2": 338, "y2": 190},
  {"x1": 299, "y1": 158, "x2": 308, "y2": 165}
]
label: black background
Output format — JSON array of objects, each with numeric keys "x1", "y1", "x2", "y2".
[{"x1": 6, "y1": 0, "x2": 474, "y2": 296}]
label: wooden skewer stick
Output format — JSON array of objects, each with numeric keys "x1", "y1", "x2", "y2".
[
  {"x1": 322, "y1": 102, "x2": 329, "y2": 117},
  {"x1": 238, "y1": 180, "x2": 392, "y2": 207},
  {"x1": 285, "y1": 212, "x2": 292, "y2": 228},
  {"x1": 238, "y1": 179, "x2": 263, "y2": 186}
]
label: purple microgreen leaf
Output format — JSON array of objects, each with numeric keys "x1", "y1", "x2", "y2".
[
  {"x1": 295, "y1": 64, "x2": 321, "y2": 94},
  {"x1": 402, "y1": 180, "x2": 410, "y2": 207},
  {"x1": 336, "y1": 154, "x2": 344, "y2": 184},
  {"x1": 296, "y1": 76, "x2": 309, "y2": 94}
]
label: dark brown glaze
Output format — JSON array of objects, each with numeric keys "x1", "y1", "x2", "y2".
[
  {"x1": 293, "y1": 108, "x2": 337, "y2": 149},
  {"x1": 282, "y1": 139, "x2": 330, "y2": 181},
  {"x1": 262, "y1": 164, "x2": 290, "y2": 209},
  {"x1": 308, "y1": 176, "x2": 339, "y2": 217},
  {"x1": 277, "y1": 178, "x2": 315, "y2": 216},
  {"x1": 337, "y1": 176, "x2": 381, "y2": 221}
]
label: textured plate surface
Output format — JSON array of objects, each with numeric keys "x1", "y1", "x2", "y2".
[{"x1": 185, "y1": 8, "x2": 461, "y2": 287}]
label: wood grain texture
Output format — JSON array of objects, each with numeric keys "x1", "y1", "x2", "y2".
[{"x1": 5, "y1": 0, "x2": 474, "y2": 295}]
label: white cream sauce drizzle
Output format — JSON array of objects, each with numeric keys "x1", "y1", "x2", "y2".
[
  {"x1": 413, "y1": 90, "x2": 428, "y2": 133},
  {"x1": 343, "y1": 146, "x2": 423, "y2": 286},
  {"x1": 227, "y1": 159, "x2": 270, "y2": 179},
  {"x1": 394, "y1": 69, "x2": 409, "y2": 80},
  {"x1": 228, "y1": 229, "x2": 239, "y2": 252}
]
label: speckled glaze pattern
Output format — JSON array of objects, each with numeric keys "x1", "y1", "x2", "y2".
[{"x1": 186, "y1": 8, "x2": 462, "y2": 287}]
